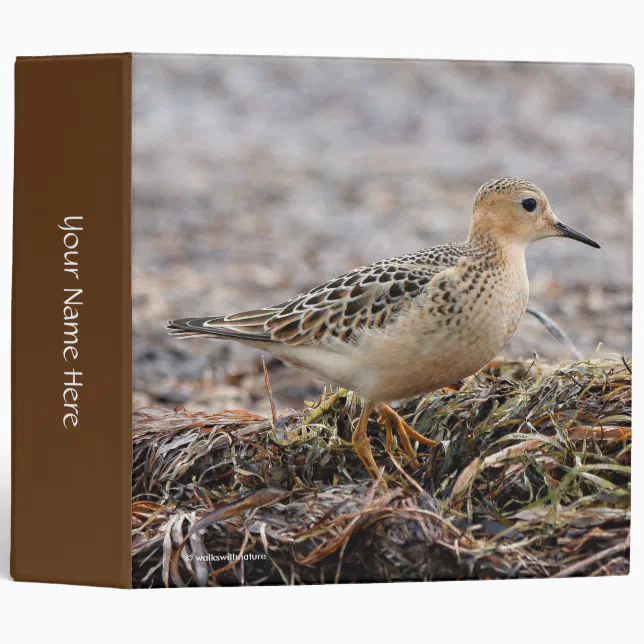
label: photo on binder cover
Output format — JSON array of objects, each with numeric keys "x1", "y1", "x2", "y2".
[{"x1": 131, "y1": 56, "x2": 632, "y2": 587}]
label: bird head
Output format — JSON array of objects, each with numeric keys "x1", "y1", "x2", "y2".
[{"x1": 469, "y1": 177, "x2": 600, "y2": 249}]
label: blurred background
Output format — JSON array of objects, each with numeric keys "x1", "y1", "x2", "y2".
[{"x1": 132, "y1": 55, "x2": 633, "y2": 414}]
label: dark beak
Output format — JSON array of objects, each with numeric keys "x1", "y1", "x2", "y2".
[{"x1": 553, "y1": 221, "x2": 601, "y2": 249}]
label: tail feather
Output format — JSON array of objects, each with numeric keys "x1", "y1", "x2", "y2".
[{"x1": 166, "y1": 313, "x2": 275, "y2": 343}]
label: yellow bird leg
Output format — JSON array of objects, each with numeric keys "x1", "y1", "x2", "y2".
[
  {"x1": 377, "y1": 409, "x2": 394, "y2": 451},
  {"x1": 352, "y1": 402, "x2": 384, "y2": 484},
  {"x1": 379, "y1": 404, "x2": 438, "y2": 468}
]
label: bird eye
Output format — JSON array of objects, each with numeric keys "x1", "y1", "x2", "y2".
[{"x1": 521, "y1": 198, "x2": 537, "y2": 213}]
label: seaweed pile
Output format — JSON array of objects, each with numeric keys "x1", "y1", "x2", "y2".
[{"x1": 132, "y1": 358, "x2": 631, "y2": 587}]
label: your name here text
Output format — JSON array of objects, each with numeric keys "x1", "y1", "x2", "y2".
[{"x1": 59, "y1": 216, "x2": 84, "y2": 428}]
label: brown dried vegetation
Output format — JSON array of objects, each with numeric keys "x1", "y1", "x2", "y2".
[{"x1": 132, "y1": 358, "x2": 631, "y2": 587}]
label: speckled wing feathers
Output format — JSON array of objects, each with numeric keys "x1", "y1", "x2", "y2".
[{"x1": 166, "y1": 244, "x2": 470, "y2": 346}]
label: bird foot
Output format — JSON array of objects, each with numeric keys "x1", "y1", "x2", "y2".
[
  {"x1": 352, "y1": 402, "x2": 387, "y2": 487},
  {"x1": 378, "y1": 404, "x2": 438, "y2": 468},
  {"x1": 350, "y1": 402, "x2": 437, "y2": 484}
]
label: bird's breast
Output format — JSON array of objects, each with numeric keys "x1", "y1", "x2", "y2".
[{"x1": 354, "y1": 254, "x2": 529, "y2": 402}]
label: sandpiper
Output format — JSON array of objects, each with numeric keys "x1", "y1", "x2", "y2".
[{"x1": 167, "y1": 178, "x2": 600, "y2": 480}]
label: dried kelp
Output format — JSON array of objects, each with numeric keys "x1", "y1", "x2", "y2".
[{"x1": 132, "y1": 357, "x2": 631, "y2": 587}]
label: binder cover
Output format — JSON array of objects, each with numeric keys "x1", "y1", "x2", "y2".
[{"x1": 12, "y1": 54, "x2": 633, "y2": 587}]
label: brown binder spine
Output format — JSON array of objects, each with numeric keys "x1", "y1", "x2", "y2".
[{"x1": 12, "y1": 53, "x2": 132, "y2": 587}]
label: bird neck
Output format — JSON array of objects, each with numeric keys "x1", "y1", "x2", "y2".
[{"x1": 466, "y1": 230, "x2": 528, "y2": 264}]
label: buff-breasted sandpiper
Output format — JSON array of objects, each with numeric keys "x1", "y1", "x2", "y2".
[{"x1": 167, "y1": 177, "x2": 600, "y2": 480}]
